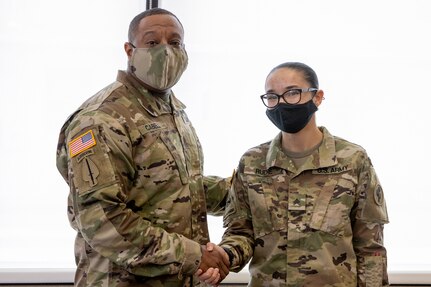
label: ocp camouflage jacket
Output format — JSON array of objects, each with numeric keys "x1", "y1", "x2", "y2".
[
  {"x1": 56, "y1": 71, "x2": 229, "y2": 287},
  {"x1": 221, "y1": 127, "x2": 389, "y2": 287}
]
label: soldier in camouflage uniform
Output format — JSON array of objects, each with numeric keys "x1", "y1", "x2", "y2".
[
  {"x1": 217, "y1": 62, "x2": 389, "y2": 286},
  {"x1": 56, "y1": 8, "x2": 230, "y2": 287}
]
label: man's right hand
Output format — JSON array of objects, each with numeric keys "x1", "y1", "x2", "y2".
[{"x1": 199, "y1": 243, "x2": 230, "y2": 281}]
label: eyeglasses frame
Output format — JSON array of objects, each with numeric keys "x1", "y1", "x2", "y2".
[{"x1": 260, "y1": 88, "x2": 318, "y2": 107}]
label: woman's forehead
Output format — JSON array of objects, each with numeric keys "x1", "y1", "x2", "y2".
[{"x1": 266, "y1": 68, "x2": 305, "y2": 86}]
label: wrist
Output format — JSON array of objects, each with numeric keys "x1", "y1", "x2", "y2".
[
  {"x1": 179, "y1": 236, "x2": 201, "y2": 275},
  {"x1": 222, "y1": 247, "x2": 234, "y2": 267}
]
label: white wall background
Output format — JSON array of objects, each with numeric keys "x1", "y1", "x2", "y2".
[{"x1": 0, "y1": 0, "x2": 430, "y2": 283}]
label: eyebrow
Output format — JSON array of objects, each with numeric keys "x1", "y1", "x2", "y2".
[
  {"x1": 170, "y1": 31, "x2": 183, "y2": 39},
  {"x1": 141, "y1": 31, "x2": 158, "y2": 38},
  {"x1": 266, "y1": 85, "x2": 299, "y2": 93},
  {"x1": 141, "y1": 30, "x2": 183, "y2": 41}
]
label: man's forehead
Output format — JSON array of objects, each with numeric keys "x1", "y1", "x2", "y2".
[{"x1": 138, "y1": 14, "x2": 183, "y2": 34}]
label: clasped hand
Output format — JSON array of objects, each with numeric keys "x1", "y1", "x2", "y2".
[{"x1": 195, "y1": 242, "x2": 230, "y2": 286}]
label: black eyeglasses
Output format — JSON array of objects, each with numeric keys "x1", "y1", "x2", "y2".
[{"x1": 260, "y1": 88, "x2": 318, "y2": 108}]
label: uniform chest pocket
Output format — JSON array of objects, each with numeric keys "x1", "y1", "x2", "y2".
[
  {"x1": 135, "y1": 123, "x2": 188, "y2": 186},
  {"x1": 309, "y1": 176, "x2": 356, "y2": 237},
  {"x1": 136, "y1": 121, "x2": 167, "y2": 148},
  {"x1": 246, "y1": 177, "x2": 286, "y2": 238}
]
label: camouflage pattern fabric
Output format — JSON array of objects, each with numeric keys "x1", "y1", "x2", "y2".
[
  {"x1": 130, "y1": 44, "x2": 188, "y2": 91},
  {"x1": 56, "y1": 71, "x2": 229, "y2": 287},
  {"x1": 220, "y1": 127, "x2": 389, "y2": 286}
]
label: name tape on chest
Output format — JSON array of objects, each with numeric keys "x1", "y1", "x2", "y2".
[
  {"x1": 312, "y1": 165, "x2": 349, "y2": 174},
  {"x1": 144, "y1": 122, "x2": 163, "y2": 131},
  {"x1": 139, "y1": 122, "x2": 166, "y2": 136}
]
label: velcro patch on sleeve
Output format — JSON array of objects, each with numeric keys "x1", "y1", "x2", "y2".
[{"x1": 69, "y1": 130, "x2": 97, "y2": 158}]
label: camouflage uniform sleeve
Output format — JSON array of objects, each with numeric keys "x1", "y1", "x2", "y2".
[
  {"x1": 66, "y1": 111, "x2": 201, "y2": 277},
  {"x1": 352, "y1": 155, "x2": 389, "y2": 287},
  {"x1": 219, "y1": 166, "x2": 254, "y2": 272},
  {"x1": 203, "y1": 174, "x2": 232, "y2": 216}
]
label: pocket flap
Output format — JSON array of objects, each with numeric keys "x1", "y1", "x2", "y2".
[{"x1": 309, "y1": 177, "x2": 337, "y2": 230}]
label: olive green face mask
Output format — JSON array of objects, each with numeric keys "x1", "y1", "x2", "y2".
[{"x1": 130, "y1": 44, "x2": 188, "y2": 91}]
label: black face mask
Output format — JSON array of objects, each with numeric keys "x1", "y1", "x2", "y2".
[{"x1": 266, "y1": 99, "x2": 318, "y2": 133}]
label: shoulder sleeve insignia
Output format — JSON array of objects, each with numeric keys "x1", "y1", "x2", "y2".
[
  {"x1": 82, "y1": 157, "x2": 100, "y2": 187},
  {"x1": 69, "y1": 130, "x2": 97, "y2": 158},
  {"x1": 374, "y1": 185, "x2": 384, "y2": 206}
]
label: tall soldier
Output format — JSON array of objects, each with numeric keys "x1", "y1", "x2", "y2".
[{"x1": 56, "y1": 8, "x2": 229, "y2": 287}]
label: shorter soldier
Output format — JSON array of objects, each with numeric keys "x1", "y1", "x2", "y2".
[{"x1": 202, "y1": 62, "x2": 389, "y2": 286}]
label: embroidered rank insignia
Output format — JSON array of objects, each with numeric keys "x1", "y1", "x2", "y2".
[{"x1": 69, "y1": 130, "x2": 97, "y2": 158}]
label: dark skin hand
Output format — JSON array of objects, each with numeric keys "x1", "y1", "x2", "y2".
[{"x1": 199, "y1": 244, "x2": 230, "y2": 281}]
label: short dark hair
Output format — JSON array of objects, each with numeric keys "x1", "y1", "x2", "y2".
[
  {"x1": 270, "y1": 62, "x2": 319, "y2": 89},
  {"x1": 128, "y1": 8, "x2": 183, "y2": 43}
]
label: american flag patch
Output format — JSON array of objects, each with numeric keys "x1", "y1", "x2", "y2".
[{"x1": 69, "y1": 130, "x2": 97, "y2": 158}]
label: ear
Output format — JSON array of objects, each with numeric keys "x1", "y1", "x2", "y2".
[
  {"x1": 313, "y1": 90, "x2": 324, "y2": 107},
  {"x1": 124, "y1": 42, "x2": 134, "y2": 59}
]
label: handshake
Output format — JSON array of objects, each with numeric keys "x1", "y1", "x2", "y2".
[{"x1": 195, "y1": 243, "x2": 231, "y2": 286}]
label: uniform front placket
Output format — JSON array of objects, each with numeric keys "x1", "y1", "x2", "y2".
[
  {"x1": 172, "y1": 110, "x2": 207, "y2": 243},
  {"x1": 172, "y1": 111, "x2": 189, "y2": 174}
]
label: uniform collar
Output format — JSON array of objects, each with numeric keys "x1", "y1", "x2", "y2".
[
  {"x1": 266, "y1": 126, "x2": 338, "y2": 174},
  {"x1": 116, "y1": 70, "x2": 186, "y2": 116}
]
